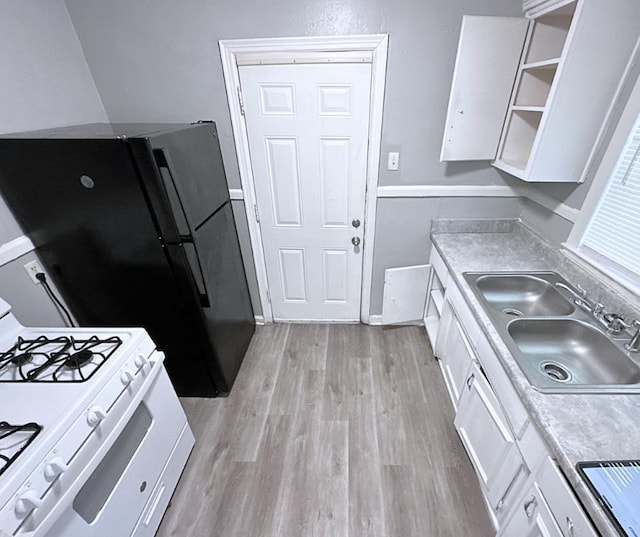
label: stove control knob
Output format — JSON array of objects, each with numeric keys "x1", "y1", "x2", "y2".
[
  {"x1": 15, "y1": 490, "x2": 43, "y2": 517},
  {"x1": 44, "y1": 457, "x2": 69, "y2": 481},
  {"x1": 134, "y1": 353, "x2": 148, "y2": 369},
  {"x1": 86, "y1": 405, "x2": 107, "y2": 427},
  {"x1": 120, "y1": 369, "x2": 135, "y2": 386}
]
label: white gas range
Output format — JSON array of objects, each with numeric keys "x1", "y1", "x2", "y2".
[{"x1": 0, "y1": 298, "x2": 194, "y2": 536}]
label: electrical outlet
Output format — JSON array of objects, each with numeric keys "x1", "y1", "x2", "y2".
[
  {"x1": 387, "y1": 151, "x2": 399, "y2": 171},
  {"x1": 24, "y1": 260, "x2": 44, "y2": 284}
]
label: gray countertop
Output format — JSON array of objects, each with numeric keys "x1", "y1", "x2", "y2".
[{"x1": 431, "y1": 219, "x2": 640, "y2": 537}]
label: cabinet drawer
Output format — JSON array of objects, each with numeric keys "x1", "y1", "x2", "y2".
[
  {"x1": 537, "y1": 457, "x2": 597, "y2": 537},
  {"x1": 430, "y1": 246, "x2": 450, "y2": 288}
]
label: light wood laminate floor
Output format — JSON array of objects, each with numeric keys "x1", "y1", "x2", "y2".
[{"x1": 156, "y1": 324, "x2": 493, "y2": 537}]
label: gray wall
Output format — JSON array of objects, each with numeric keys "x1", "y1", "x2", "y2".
[
  {"x1": 63, "y1": 0, "x2": 524, "y2": 317},
  {"x1": 371, "y1": 196, "x2": 523, "y2": 314},
  {"x1": 519, "y1": 199, "x2": 573, "y2": 246},
  {"x1": 64, "y1": 0, "x2": 523, "y2": 190},
  {"x1": 0, "y1": 0, "x2": 108, "y2": 325}
]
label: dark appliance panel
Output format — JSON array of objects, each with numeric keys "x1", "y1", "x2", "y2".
[
  {"x1": 167, "y1": 202, "x2": 255, "y2": 391},
  {"x1": 149, "y1": 123, "x2": 230, "y2": 231},
  {"x1": 0, "y1": 124, "x2": 255, "y2": 396}
]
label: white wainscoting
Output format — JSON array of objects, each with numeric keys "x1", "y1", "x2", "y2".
[
  {"x1": 0, "y1": 236, "x2": 35, "y2": 267},
  {"x1": 376, "y1": 184, "x2": 579, "y2": 223}
]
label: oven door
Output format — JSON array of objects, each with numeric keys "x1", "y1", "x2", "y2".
[{"x1": 44, "y1": 369, "x2": 190, "y2": 537}]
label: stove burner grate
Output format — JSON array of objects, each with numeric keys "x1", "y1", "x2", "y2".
[
  {"x1": 0, "y1": 335, "x2": 123, "y2": 382},
  {"x1": 0, "y1": 422, "x2": 42, "y2": 477}
]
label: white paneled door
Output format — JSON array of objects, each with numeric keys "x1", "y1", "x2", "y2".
[{"x1": 239, "y1": 62, "x2": 372, "y2": 321}]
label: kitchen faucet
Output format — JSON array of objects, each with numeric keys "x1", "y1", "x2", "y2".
[{"x1": 555, "y1": 282, "x2": 634, "y2": 336}]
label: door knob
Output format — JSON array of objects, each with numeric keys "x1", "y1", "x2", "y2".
[
  {"x1": 352, "y1": 218, "x2": 361, "y2": 228},
  {"x1": 351, "y1": 236, "x2": 361, "y2": 246}
]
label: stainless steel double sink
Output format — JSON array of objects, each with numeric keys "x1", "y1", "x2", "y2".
[{"x1": 463, "y1": 272, "x2": 640, "y2": 393}]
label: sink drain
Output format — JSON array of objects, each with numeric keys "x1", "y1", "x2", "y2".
[
  {"x1": 502, "y1": 307, "x2": 524, "y2": 316},
  {"x1": 540, "y1": 361, "x2": 572, "y2": 383}
]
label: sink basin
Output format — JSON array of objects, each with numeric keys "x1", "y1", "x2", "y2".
[
  {"x1": 462, "y1": 271, "x2": 640, "y2": 393},
  {"x1": 474, "y1": 274, "x2": 574, "y2": 317},
  {"x1": 508, "y1": 319, "x2": 640, "y2": 387}
]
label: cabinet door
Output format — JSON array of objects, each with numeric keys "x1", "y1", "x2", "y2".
[
  {"x1": 436, "y1": 300, "x2": 476, "y2": 409},
  {"x1": 440, "y1": 16, "x2": 529, "y2": 161},
  {"x1": 455, "y1": 362, "x2": 526, "y2": 518},
  {"x1": 498, "y1": 480, "x2": 563, "y2": 537}
]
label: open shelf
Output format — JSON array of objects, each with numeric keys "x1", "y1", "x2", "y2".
[
  {"x1": 522, "y1": 58, "x2": 561, "y2": 70},
  {"x1": 497, "y1": 110, "x2": 543, "y2": 174},
  {"x1": 511, "y1": 105, "x2": 545, "y2": 113},
  {"x1": 424, "y1": 263, "x2": 446, "y2": 349},
  {"x1": 524, "y1": 2, "x2": 576, "y2": 64},
  {"x1": 431, "y1": 288, "x2": 444, "y2": 316},
  {"x1": 493, "y1": 158, "x2": 528, "y2": 180},
  {"x1": 425, "y1": 317, "x2": 440, "y2": 348},
  {"x1": 514, "y1": 66, "x2": 557, "y2": 107}
]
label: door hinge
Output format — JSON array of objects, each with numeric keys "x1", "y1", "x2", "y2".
[
  {"x1": 253, "y1": 203, "x2": 260, "y2": 222},
  {"x1": 237, "y1": 86, "x2": 245, "y2": 116},
  {"x1": 266, "y1": 288, "x2": 271, "y2": 303}
]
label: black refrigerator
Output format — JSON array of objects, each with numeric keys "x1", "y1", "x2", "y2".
[{"x1": 0, "y1": 122, "x2": 255, "y2": 397}]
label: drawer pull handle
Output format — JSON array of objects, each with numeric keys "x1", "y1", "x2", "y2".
[
  {"x1": 466, "y1": 373, "x2": 475, "y2": 389},
  {"x1": 567, "y1": 516, "x2": 575, "y2": 536},
  {"x1": 523, "y1": 495, "x2": 538, "y2": 519}
]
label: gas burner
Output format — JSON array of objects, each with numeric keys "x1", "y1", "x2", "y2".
[
  {"x1": 10, "y1": 353, "x2": 32, "y2": 366},
  {"x1": 0, "y1": 422, "x2": 42, "y2": 477},
  {"x1": 64, "y1": 350, "x2": 93, "y2": 370},
  {"x1": 0, "y1": 335, "x2": 123, "y2": 382}
]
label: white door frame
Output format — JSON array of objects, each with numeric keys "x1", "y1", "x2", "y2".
[{"x1": 219, "y1": 34, "x2": 388, "y2": 323}]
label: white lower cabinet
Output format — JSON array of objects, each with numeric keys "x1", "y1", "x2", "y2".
[
  {"x1": 455, "y1": 361, "x2": 528, "y2": 527},
  {"x1": 498, "y1": 478, "x2": 563, "y2": 537},
  {"x1": 429, "y1": 258, "x2": 598, "y2": 535},
  {"x1": 435, "y1": 300, "x2": 476, "y2": 410}
]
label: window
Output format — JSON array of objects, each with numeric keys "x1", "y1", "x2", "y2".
[{"x1": 577, "y1": 113, "x2": 640, "y2": 288}]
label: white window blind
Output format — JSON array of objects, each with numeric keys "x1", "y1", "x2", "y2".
[{"x1": 580, "y1": 113, "x2": 640, "y2": 284}]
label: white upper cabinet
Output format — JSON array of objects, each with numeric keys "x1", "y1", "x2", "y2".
[
  {"x1": 441, "y1": 0, "x2": 640, "y2": 182},
  {"x1": 440, "y1": 16, "x2": 529, "y2": 161}
]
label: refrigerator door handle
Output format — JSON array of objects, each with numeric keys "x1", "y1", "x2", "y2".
[{"x1": 154, "y1": 149, "x2": 211, "y2": 308}]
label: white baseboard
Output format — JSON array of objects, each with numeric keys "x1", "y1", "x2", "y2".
[
  {"x1": 0, "y1": 236, "x2": 35, "y2": 267},
  {"x1": 254, "y1": 315, "x2": 266, "y2": 325},
  {"x1": 368, "y1": 314, "x2": 383, "y2": 325}
]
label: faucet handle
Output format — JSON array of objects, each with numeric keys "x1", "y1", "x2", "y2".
[
  {"x1": 604, "y1": 312, "x2": 630, "y2": 334},
  {"x1": 576, "y1": 284, "x2": 588, "y2": 298}
]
